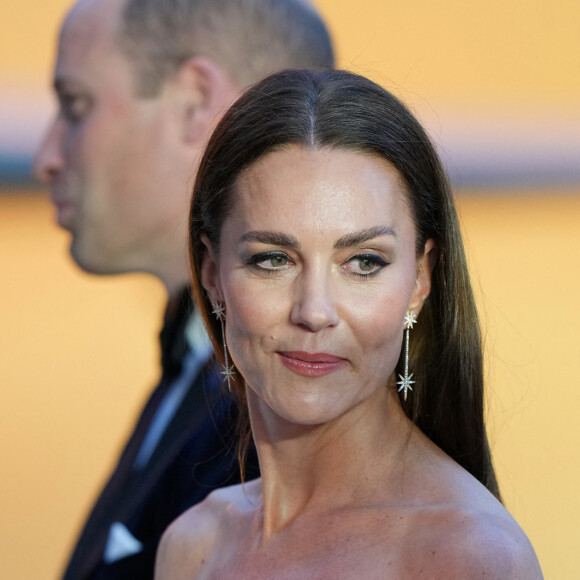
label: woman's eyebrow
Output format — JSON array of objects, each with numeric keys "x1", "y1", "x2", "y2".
[
  {"x1": 334, "y1": 226, "x2": 396, "y2": 249},
  {"x1": 240, "y1": 230, "x2": 300, "y2": 249},
  {"x1": 239, "y1": 226, "x2": 395, "y2": 250}
]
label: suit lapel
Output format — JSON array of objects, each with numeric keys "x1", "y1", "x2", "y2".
[
  {"x1": 117, "y1": 363, "x2": 222, "y2": 514},
  {"x1": 62, "y1": 377, "x2": 171, "y2": 580}
]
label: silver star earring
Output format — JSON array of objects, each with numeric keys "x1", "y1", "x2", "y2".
[
  {"x1": 212, "y1": 301, "x2": 235, "y2": 391},
  {"x1": 397, "y1": 310, "x2": 417, "y2": 401}
]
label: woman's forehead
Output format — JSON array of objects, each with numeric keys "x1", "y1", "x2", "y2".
[{"x1": 224, "y1": 145, "x2": 416, "y2": 245}]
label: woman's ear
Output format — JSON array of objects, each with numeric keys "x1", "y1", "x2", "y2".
[
  {"x1": 200, "y1": 233, "x2": 223, "y2": 305},
  {"x1": 408, "y1": 238, "x2": 436, "y2": 315}
]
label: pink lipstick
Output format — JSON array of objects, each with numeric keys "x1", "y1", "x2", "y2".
[{"x1": 277, "y1": 351, "x2": 345, "y2": 377}]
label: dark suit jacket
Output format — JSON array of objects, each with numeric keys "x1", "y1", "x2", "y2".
[{"x1": 61, "y1": 290, "x2": 257, "y2": 580}]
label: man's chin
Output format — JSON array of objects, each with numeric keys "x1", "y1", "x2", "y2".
[{"x1": 69, "y1": 238, "x2": 111, "y2": 275}]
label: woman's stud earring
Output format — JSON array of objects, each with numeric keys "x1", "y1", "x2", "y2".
[
  {"x1": 212, "y1": 302, "x2": 225, "y2": 321},
  {"x1": 397, "y1": 310, "x2": 417, "y2": 401},
  {"x1": 212, "y1": 301, "x2": 234, "y2": 391}
]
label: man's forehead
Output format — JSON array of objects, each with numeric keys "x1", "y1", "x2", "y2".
[
  {"x1": 55, "y1": 0, "x2": 125, "y2": 78},
  {"x1": 59, "y1": 0, "x2": 123, "y2": 52},
  {"x1": 64, "y1": 0, "x2": 124, "y2": 27}
]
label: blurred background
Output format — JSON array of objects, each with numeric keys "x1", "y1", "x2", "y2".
[{"x1": 1, "y1": 0, "x2": 578, "y2": 577}]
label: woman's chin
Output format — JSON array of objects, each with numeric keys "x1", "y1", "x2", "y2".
[{"x1": 250, "y1": 387, "x2": 358, "y2": 429}]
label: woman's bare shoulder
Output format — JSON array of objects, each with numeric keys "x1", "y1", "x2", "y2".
[
  {"x1": 405, "y1": 497, "x2": 543, "y2": 579},
  {"x1": 440, "y1": 507, "x2": 541, "y2": 578},
  {"x1": 154, "y1": 480, "x2": 261, "y2": 580},
  {"x1": 399, "y1": 441, "x2": 543, "y2": 578}
]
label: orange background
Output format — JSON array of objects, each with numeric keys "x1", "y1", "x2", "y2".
[{"x1": 1, "y1": 1, "x2": 579, "y2": 578}]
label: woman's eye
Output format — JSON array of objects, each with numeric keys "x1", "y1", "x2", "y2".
[
  {"x1": 247, "y1": 252, "x2": 291, "y2": 271},
  {"x1": 265, "y1": 255, "x2": 288, "y2": 268},
  {"x1": 344, "y1": 254, "x2": 388, "y2": 277}
]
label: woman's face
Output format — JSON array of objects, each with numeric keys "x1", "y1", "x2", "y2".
[{"x1": 202, "y1": 145, "x2": 432, "y2": 426}]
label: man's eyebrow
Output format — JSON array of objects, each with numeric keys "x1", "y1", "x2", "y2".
[
  {"x1": 53, "y1": 76, "x2": 84, "y2": 93},
  {"x1": 334, "y1": 226, "x2": 396, "y2": 249},
  {"x1": 53, "y1": 77, "x2": 68, "y2": 93},
  {"x1": 240, "y1": 231, "x2": 300, "y2": 249}
]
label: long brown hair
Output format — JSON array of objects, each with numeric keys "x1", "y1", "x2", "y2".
[{"x1": 189, "y1": 69, "x2": 500, "y2": 499}]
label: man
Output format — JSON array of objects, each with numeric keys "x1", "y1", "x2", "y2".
[{"x1": 34, "y1": 0, "x2": 334, "y2": 577}]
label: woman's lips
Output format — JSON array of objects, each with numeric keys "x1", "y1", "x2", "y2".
[{"x1": 277, "y1": 351, "x2": 346, "y2": 377}]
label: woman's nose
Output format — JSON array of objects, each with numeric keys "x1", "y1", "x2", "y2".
[
  {"x1": 33, "y1": 119, "x2": 65, "y2": 185},
  {"x1": 290, "y1": 268, "x2": 339, "y2": 332}
]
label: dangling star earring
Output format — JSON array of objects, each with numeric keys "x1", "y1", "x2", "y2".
[
  {"x1": 397, "y1": 310, "x2": 417, "y2": 401},
  {"x1": 212, "y1": 301, "x2": 235, "y2": 391}
]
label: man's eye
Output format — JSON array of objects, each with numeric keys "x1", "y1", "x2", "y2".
[{"x1": 59, "y1": 94, "x2": 92, "y2": 123}]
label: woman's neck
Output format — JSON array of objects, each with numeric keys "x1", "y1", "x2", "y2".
[{"x1": 247, "y1": 385, "x2": 417, "y2": 541}]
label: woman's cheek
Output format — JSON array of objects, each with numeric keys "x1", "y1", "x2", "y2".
[
  {"x1": 352, "y1": 291, "x2": 408, "y2": 360},
  {"x1": 224, "y1": 277, "x2": 286, "y2": 356}
]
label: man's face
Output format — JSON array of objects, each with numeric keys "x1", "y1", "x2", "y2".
[{"x1": 34, "y1": 0, "x2": 191, "y2": 278}]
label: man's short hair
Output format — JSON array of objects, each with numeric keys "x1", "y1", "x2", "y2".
[{"x1": 117, "y1": 0, "x2": 335, "y2": 97}]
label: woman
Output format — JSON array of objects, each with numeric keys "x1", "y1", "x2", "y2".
[{"x1": 156, "y1": 70, "x2": 542, "y2": 578}]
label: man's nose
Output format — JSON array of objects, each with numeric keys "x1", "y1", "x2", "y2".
[{"x1": 33, "y1": 119, "x2": 65, "y2": 185}]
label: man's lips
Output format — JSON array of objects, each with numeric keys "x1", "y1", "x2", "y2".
[
  {"x1": 52, "y1": 197, "x2": 75, "y2": 228},
  {"x1": 277, "y1": 351, "x2": 346, "y2": 377}
]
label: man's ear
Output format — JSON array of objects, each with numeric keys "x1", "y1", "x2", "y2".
[
  {"x1": 171, "y1": 57, "x2": 238, "y2": 145},
  {"x1": 408, "y1": 238, "x2": 436, "y2": 315},
  {"x1": 200, "y1": 233, "x2": 223, "y2": 305}
]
